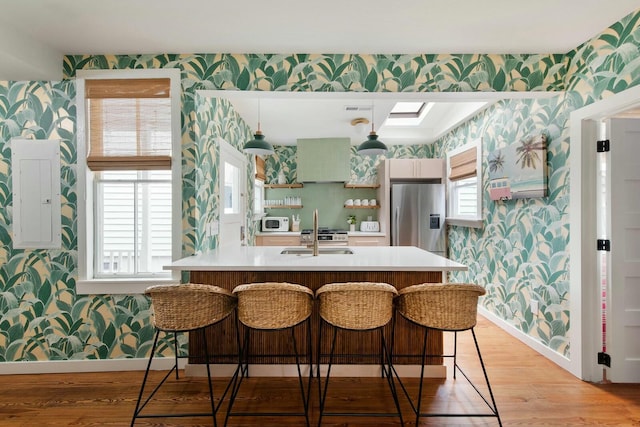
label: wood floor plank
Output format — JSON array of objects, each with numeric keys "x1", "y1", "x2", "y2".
[{"x1": 0, "y1": 316, "x2": 638, "y2": 426}]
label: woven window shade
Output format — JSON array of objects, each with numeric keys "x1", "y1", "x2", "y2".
[
  {"x1": 449, "y1": 146, "x2": 477, "y2": 181},
  {"x1": 86, "y1": 78, "x2": 172, "y2": 171},
  {"x1": 255, "y1": 156, "x2": 266, "y2": 181}
]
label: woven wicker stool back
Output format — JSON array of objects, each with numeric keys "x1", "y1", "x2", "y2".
[
  {"x1": 233, "y1": 282, "x2": 313, "y2": 330},
  {"x1": 396, "y1": 283, "x2": 486, "y2": 331},
  {"x1": 145, "y1": 283, "x2": 236, "y2": 332},
  {"x1": 316, "y1": 282, "x2": 398, "y2": 330}
]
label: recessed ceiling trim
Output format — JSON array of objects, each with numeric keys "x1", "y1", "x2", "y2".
[{"x1": 198, "y1": 90, "x2": 559, "y2": 146}]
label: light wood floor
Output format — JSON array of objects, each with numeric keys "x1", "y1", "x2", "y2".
[{"x1": 1, "y1": 316, "x2": 639, "y2": 426}]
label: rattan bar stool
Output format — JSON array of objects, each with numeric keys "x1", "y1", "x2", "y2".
[
  {"x1": 315, "y1": 282, "x2": 404, "y2": 427},
  {"x1": 394, "y1": 283, "x2": 502, "y2": 426},
  {"x1": 131, "y1": 283, "x2": 237, "y2": 426},
  {"x1": 224, "y1": 282, "x2": 314, "y2": 427}
]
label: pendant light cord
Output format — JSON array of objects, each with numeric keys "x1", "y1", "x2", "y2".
[
  {"x1": 371, "y1": 102, "x2": 375, "y2": 134},
  {"x1": 257, "y1": 98, "x2": 261, "y2": 133}
]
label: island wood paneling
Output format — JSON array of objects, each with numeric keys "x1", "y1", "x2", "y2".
[{"x1": 189, "y1": 270, "x2": 443, "y2": 365}]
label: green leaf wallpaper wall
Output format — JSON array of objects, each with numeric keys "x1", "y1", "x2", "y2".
[{"x1": 0, "y1": 8, "x2": 638, "y2": 363}]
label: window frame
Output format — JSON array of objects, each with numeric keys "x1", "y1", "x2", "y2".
[
  {"x1": 253, "y1": 155, "x2": 266, "y2": 220},
  {"x1": 76, "y1": 69, "x2": 182, "y2": 295},
  {"x1": 446, "y1": 139, "x2": 483, "y2": 228}
]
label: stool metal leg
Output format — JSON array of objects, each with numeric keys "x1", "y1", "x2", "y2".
[
  {"x1": 225, "y1": 322, "x2": 311, "y2": 427},
  {"x1": 453, "y1": 330, "x2": 458, "y2": 379},
  {"x1": 318, "y1": 321, "x2": 404, "y2": 427},
  {"x1": 471, "y1": 328, "x2": 502, "y2": 427},
  {"x1": 380, "y1": 328, "x2": 404, "y2": 426},
  {"x1": 131, "y1": 330, "x2": 162, "y2": 426},
  {"x1": 415, "y1": 326, "x2": 429, "y2": 426},
  {"x1": 132, "y1": 327, "x2": 220, "y2": 426},
  {"x1": 291, "y1": 324, "x2": 311, "y2": 427},
  {"x1": 224, "y1": 327, "x2": 250, "y2": 427},
  {"x1": 201, "y1": 329, "x2": 218, "y2": 427},
  {"x1": 394, "y1": 325, "x2": 502, "y2": 426},
  {"x1": 173, "y1": 332, "x2": 180, "y2": 380},
  {"x1": 317, "y1": 320, "x2": 337, "y2": 427}
]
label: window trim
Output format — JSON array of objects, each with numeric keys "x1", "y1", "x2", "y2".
[
  {"x1": 446, "y1": 138, "x2": 483, "y2": 228},
  {"x1": 253, "y1": 155, "x2": 266, "y2": 220},
  {"x1": 76, "y1": 68, "x2": 182, "y2": 295}
]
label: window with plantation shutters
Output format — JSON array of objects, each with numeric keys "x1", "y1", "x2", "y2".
[
  {"x1": 449, "y1": 145, "x2": 477, "y2": 181},
  {"x1": 446, "y1": 139, "x2": 482, "y2": 227},
  {"x1": 76, "y1": 69, "x2": 181, "y2": 295},
  {"x1": 85, "y1": 78, "x2": 172, "y2": 171}
]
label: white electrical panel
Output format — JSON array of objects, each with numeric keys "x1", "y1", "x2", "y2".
[{"x1": 11, "y1": 138, "x2": 62, "y2": 249}]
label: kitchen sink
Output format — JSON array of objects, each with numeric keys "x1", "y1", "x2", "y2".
[{"x1": 280, "y1": 247, "x2": 354, "y2": 255}]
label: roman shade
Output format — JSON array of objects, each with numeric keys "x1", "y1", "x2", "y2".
[
  {"x1": 255, "y1": 155, "x2": 266, "y2": 181},
  {"x1": 85, "y1": 78, "x2": 172, "y2": 171},
  {"x1": 449, "y1": 145, "x2": 477, "y2": 181}
]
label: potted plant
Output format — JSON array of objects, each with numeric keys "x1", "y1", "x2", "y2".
[{"x1": 347, "y1": 214, "x2": 357, "y2": 232}]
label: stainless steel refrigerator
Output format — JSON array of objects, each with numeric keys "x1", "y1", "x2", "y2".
[{"x1": 390, "y1": 183, "x2": 446, "y2": 255}]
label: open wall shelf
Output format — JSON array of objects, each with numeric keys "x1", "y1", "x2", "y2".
[
  {"x1": 265, "y1": 183, "x2": 304, "y2": 189},
  {"x1": 344, "y1": 183, "x2": 380, "y2": 189}
]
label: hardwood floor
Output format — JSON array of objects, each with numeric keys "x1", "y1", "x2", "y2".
[{"x1": 1, "y1": 316, "x2": 639, "y2": 426}]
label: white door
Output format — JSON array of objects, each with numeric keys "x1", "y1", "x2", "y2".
[
  {"x1": 219, "y1": 139, "x2": 246, "y2": 248},
  {"x1": 607, "y1": 117, "x2": 640, "y2": 382}
]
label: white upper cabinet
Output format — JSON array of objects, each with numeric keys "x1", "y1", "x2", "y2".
[{"x1": 387, "y1": 158, "x2": 444, "y2": 180}]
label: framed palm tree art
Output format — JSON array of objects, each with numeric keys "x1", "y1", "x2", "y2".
[{"x1": 488, "y1": 133, "x2": 548, "y2": 201}]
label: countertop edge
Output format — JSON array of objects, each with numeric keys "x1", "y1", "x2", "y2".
[
  {"x1": 165, "y1": 265, "x2": 466, "y2": 272},
  {"x1": 165, "y1": 246, "x2": 467, "y2": 272}
]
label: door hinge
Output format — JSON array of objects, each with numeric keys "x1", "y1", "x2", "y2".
[
  {"x1": 597, "y1": 139, "x2": 610, "y2": 152},
  {"x1": 598, "y1": 352, "x2": 611, "y2": 367},
  {"x1": 597, "y1": 239, "x2": 611, "y2": 251}
]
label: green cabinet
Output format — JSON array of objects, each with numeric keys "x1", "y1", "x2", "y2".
[{"x1": 297, "y1": 138, "x2": 350, "y2": 182}]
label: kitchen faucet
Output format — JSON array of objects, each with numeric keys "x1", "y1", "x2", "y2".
[{"x1": 311, "y1": 209, "x2": 319, "y2": 256}]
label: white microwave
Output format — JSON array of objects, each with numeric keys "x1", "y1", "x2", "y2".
[{"x1": 261, "y1": 216, "x2": 289, "y2": 232}]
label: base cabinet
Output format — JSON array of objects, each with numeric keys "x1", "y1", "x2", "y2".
[
  {"x1": 348, "y1": 235, "x2": 387, "y2": 246},
  {"x1": 257, "y1": 234, "x2": 386, "y2": 246},
  {"x1": 189, "y1": 270, "x2": 443, "y2": 365},
  {"x1": 256, "y1": 235, "x2": 300, "y2": 246}
]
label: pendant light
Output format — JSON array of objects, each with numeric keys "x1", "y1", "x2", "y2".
[
  {"x1": 357, "y1": 101, "x2": 388, "y2": 156},
  {"x1": 243, "y1": 99, "x2": 274, "y2": 156}
]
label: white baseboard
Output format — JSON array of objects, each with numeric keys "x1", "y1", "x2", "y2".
[
  {"x1": 2, "y1": 309, "x2": 566, "y2": 378},
  {"x1": 478, "y1": 307, "x2": 571, "y2": 372},
  {"x1": 0, "y1": 357, "x2": 447, "y2": 378},
  {"x1": 185, "y1": 363, "x2": 446, "y2": 378},
  {"x1": 0, "y1": 357, "x2": 184, "y2": 375}
]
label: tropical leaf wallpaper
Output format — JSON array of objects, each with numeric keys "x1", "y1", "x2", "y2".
[
  {"x1": 190, "y1": 95, "x2": 255, "y2": 252},
  {"x1": 432, "y1": 96, "x2": 570, "y2": 354},
  {"x1": 0, "y1": 8, "x2": 638, "y2": 364}
]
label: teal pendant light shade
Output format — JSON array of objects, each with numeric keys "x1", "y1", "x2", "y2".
[
  {"x1": 357, "y1": 131, "x2": 387, "y2": 156},
  {"x1": 243, "y1": 99, "x2": 274, "y2": 155},
  {"x1": 243, "y1": 130, "x2": 274, "y2": 156},
  {"x1": 357, "y1": 102, "x2": 387, "y2": 156}
]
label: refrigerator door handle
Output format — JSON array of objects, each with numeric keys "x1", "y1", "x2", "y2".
[{"x1": 393, "y1": 206, "x2": 400, "y2": 246}]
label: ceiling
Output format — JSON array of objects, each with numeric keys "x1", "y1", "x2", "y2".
[
  {"x1": 204, "y1": 90, "x2": 510, "y2": 146},
  {"x1": 0, "y1": 0, "x2": 637, "y2": 146}
]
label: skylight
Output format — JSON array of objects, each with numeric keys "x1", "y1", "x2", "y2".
[
  {"x1": 385, "y1": 102, "x2": 433, "y2": 126},
  {"x1": 390, "y1": 102, "x2": 426, "y2": 117}
]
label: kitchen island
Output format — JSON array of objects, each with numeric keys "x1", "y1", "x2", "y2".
[{"x1": 166, "y1": 245, "x2": 467, "y2": 376}]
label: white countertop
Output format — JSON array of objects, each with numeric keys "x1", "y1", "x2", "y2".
[
  {"x1": 255, "y1": 231, "x2": 386, "y2": 236},
  {"x1": 255, "y1": 231, "x2": 301, "y2": 236},
  {"x1": 166, "y1": 245, "x2": 466, "y2": 272}
]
